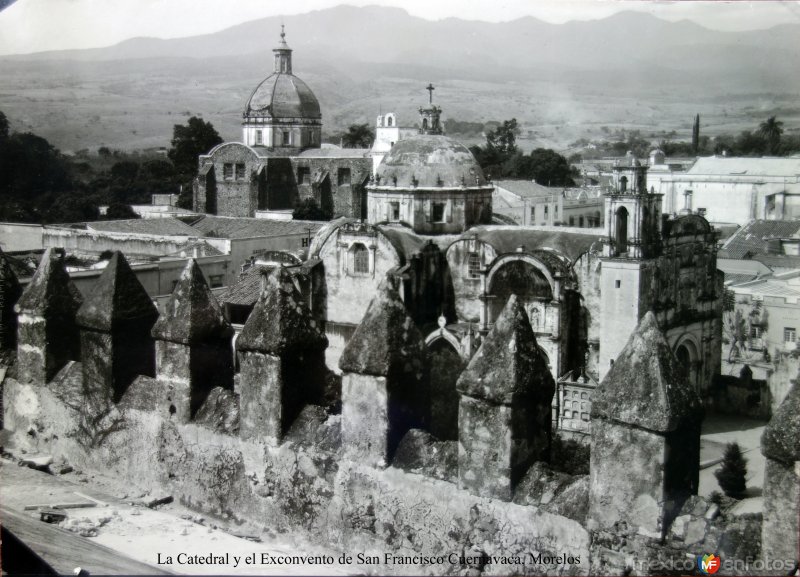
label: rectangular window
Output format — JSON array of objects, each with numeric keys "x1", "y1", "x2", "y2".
[
  {"x1": 432, "y1": 202, "x2": 446, "y2": 223},
  {"x1": 282, "y1": 130, "x2": 290, "y2": 145},
  {"x1": 750, "y1": 325, "x2": 762, "y2": 339},
  {"x1": 785, "y1": 328, "x2": 797, "y2": 343},
  {"x1": 338, "y1": 167, "x2": 351, "y2": 186},
  {"x1": 255, "y1": 130, "x2": 263, "y2": 145},
  {"x1": 222, "y1": 163, "x2": 233, "y2": 179},
  {"x1": 390, "y1": 201, "x2": 400, "y2": 221},
  {"x1": 353, "y1": 244, "x2": 369, "y2": 274},
  {"x1": 530, "y1": 206, "x2": 535, "y2": 221},
  {"x1": 297, "y1": 167, "x2": 310, "y2": 184},
  {"x1": 209, "y1": 275, "x2": 224, "y2": 289},
  {"x1": 235, "y1": 163, "x2": 246, "y2": 180},
  {"x1": 554, "y1": 205, "x2": 558, "y2": 218},
  {"x1": 544, "y1": 206, "x2": 549, "y2": 216},
  {"x1": 615, "y1": 280, "x2": 621, "y2": 288},
  {"x1": 468, "y1": 252, "x2": 480, "y2": 278}
]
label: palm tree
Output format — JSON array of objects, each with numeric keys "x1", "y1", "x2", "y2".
[
  {"x1": 758, "y1": 116, "x2": 784, "y2": 155},
  {"x1": 340, "y1": 124, "x2": 374, "y2": 148}
]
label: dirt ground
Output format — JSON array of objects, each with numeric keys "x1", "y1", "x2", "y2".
[{"x1": 0, "y1": 456, "x2": 363, "y2": 575}]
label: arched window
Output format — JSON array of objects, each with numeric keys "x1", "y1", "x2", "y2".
[
  {"x1": 620, "y1": 175, "x2": 628, "y2": 193},
  {"x1": 422, "y1": 118, "x2": 428, "y2": 130},
  {"x1": 352, "y1": 243, "x2": 369, "y2": 274},
  {"x1": 387, "y1": 116, "x2": 394, "y2": 127},
  {"x1": 615, "y1": 207, "x2": 629, "y2": 254}
]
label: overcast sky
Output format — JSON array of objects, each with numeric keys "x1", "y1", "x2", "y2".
[{"x1": 1, "y1": 0, "x2": 799, "y2": 56}]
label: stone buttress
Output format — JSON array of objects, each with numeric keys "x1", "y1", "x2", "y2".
[
  {"x1": 151, "y1": 259, "x2": 233, "y2": 422},
  {"x1": 0, "y1": 249, "x2": 22, "y2": 352},
  {"x1": 75, "y1": 252, "x2": 158, "y2": 404},
  {"x1": 236, "y1": 266, "x2": 327, "y2": 444},
  {"x1": 14, "y1": 248, "x2": 82, "y2": 384},
  {"x1": 589, "y1": 311, "x2": 703, "y2": 538},
  {"x1": 339, "y1": 278, "x2": 429, "y2": 468},
  {"x1": 760, "y1": 380, "x2": 800, "y2": 570},
  {"x1": 456, "y1": 294, "x2": 554, "y2": 501}
]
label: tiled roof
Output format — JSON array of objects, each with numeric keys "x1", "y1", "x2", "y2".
[
  {"x1": 753, "y1": 254, "x2": 800, "y2": 271},
  {"x1": 219, "y1": 261, "x2": 318, "y2": 307},
  {"x1": 729, "y1": 277, "x2": 800, "y2": 300},
  {"x1": 719, "y1": 219, "x2": 800, "y2": 259},
  {"x1": 188, "y1": 215, "x2": 325, "y2": 239},
  {"x1": 493, "y1": 180, "x2": 556, "y2": 199},
  {"x1": 86, "y1": 218, "x2": 199, "y2": 236},
  {"x1": 687, "y1": 156, "x2": 800, "y2": 177}
]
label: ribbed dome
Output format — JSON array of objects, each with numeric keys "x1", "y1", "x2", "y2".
[
  {"x1": 376, "y1": 134, "x2": 488, "y2": 188},
  {"x1": 244, "y1": 73, "x2": 321, "y2": 120}
]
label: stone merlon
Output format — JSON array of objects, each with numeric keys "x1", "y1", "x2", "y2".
[
  {"x1": 338, "y1": 278, "x2": 426, "y2": 378},
  {"x1": 456, "y1": 294, "x2": 553, "y2": 405},
  {"x1": 236, "y1": 266, "x2": 326, "y2": 354},
  {"x1": 152, "y1": 259, "x2": 232, "y2": 344},
  {"x1": 14, "y1": 247, "x2": 82, "y2": 316},
  {"x1": 75, "y1": 251, "x2": 158, "y2": 330},
  {"x1": 591, "y1": 311, "x2": 703, "y2": 432},
  {"x1": 761, "y1": 380, "x2": 800, "y2": 464}
]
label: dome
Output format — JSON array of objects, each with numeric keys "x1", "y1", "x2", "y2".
[
  {"x1": 376, "y1": 134, "x2": 488, "y2": 188},
  {"x1": 245, "y1": 73, "x2": 321, "y2": 120}
]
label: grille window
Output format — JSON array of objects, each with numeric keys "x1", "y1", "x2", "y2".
[
  {"x1": 222, "y1": 163, "x2": 233, "y2": 179},
  {"x1": 468, "y1": 252, "x2": 480, "y2": 278},
  {"x1": 235, "y1": 163, "x2": 246, "y2": 180},
  {"x1": 352, "y1": 244, "x2": 369, "y2": 274}
]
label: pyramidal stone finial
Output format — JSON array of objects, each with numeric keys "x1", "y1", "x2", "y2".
[
  {"x1": 457, "y1": 294, "x2": 551, "y2": 405},
  {"x1": 762, "y1": 381, "x2": 800, "y2": 464},
  {"x1": 0, "y1": 248, "x2": 23, "y2": 350},
  {"x1": 237, "y1": 266, "x2": 326, "y2": 354},
  {"x1": 591, "y1": 311, "x2": 702, "y2": 432},
  {"x1": 76, "y1": 251, "x2": 158, "y2": 330},
  {"x1": 152, "y1": 259, "x2": 231, "y2": 344},
  {"x1": 339, "y1": 278, "x2": 426, "y2": 377},
  {"x1": 15, "y1": 247, "x2": 82, "y2": 316}
]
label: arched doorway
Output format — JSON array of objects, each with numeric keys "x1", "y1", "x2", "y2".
[
  {"x1": 428, "y1": 339, "x2": 464, "y2": 440},
  {"x1": 675, "y1": 340, "x2": 699, "y2": 390}
]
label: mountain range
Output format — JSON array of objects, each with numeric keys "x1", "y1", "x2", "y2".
[{"x1": 1, "y1": 5, "x2": 798, "y2": 152}]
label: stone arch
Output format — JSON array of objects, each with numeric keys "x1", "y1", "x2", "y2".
[
  {"x1": 485, "y1": 254, "x2": 556, "y2": 299},
  {"x1": 486, "y1": 256, "x2": 555, "y2": 328},
  {"x1": 426, "y1": 334, "x2": 463, "y2": 440},
  {"x1": 674, "y1": 336, "x2": 700, "y2": 391}
]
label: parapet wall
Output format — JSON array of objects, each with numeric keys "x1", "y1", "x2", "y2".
[{"x1": 1, "y1": 249, "x2": 796, "y2": 575}]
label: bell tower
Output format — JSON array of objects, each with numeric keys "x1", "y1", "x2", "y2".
[
  {"x1": 603, "y1": 154, "x2": 662, "y2": 260},
  {"x1": 599, "y1": 154, "x2": 664, "y2": 379}
]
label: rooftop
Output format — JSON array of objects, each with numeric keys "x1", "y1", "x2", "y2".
[
  {"x1": 719, "y1": 219, "x2": 800, "y2": 259},
  {"x1": 186, "y1": 215, "x2": 324, "y2": 239},
  {"x1": 687, "y1": 156, "x2": 800, "y2": 178},
  {"x1": 493, "y1": 180, "x2": 554, "y2": 199},
  {"x1": 85, "y1": 218, "x2": 200, "y2": 237}
]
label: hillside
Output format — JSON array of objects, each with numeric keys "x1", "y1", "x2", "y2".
[{"x1": 1, "y1": 6, "x2": 798, "y2": 153}]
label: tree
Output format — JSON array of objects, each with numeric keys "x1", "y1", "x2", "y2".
[
  {"x1": 470, "y1": 118, "x2": 520, "y2": 179},
  {"x1": 292, "y1": 198, "x2": 331, "y2": 221},
  {"x1": 168, "y1": 117, "x2": 222, "y2": 177},
  {"x1": 714, "y1": 442, "x2": 748, "y2": 499},
  {"x1": 105, "y1": 203, "x2": 140, "y2": 220},
  {"x1": 758, "y1": 116, "x2": 784, "y2": 155},
  {"x1": 168, "y1": 116, "x2": 222, "y2": 208},
  {"x1": 0, "y1": 110, "x2": 8, "y2": 140},
  {"x1": 340, "y1": 123, "x2": 374, "y2": 148},
  {"x1": 692, "y1": 114, "x2": 700, "y2": 154}
]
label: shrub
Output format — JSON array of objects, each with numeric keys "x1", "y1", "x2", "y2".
[{"x1": 714, "y1": 442, "x2": 748, "y2": 499}]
